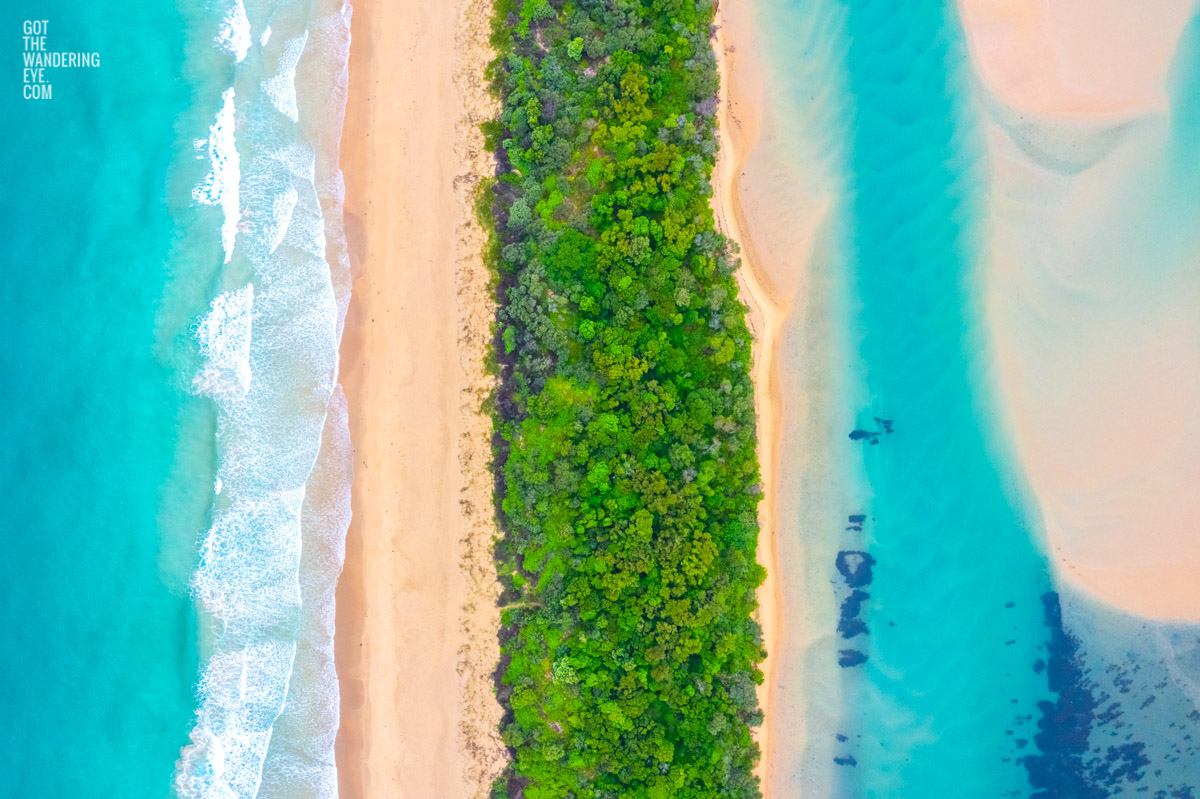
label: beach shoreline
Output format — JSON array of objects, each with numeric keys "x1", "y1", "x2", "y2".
[
  {"x1": 713, "y1": 2, "x2": 788, "y2": 793},
  {"x1": 334, "y1": 0, "x2": 506, "y2": 796}
]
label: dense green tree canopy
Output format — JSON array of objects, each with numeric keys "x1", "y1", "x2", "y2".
[{"x1": 486, "y1": 1, "x2": 766, "y2": 797}]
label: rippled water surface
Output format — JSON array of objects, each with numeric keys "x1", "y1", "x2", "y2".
[
  {"x1": 749, "y1": 1, "x2": 1200, "y2": 795},
  {"x1": 0, "y1": 2, "x2": 352, "y2": 796}
]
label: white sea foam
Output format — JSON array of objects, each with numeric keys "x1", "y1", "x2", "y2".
[
  {"x1": 307, "y1": 4, "x2": 355, "y2": 336},
  {"x1": 174, "y1": 641, "x2": 297, "y2": 799},
  {"x1": 262, "y1": 32, "x2": 309, "y2": 123},
  {"x1": 260, "y1": 26, "x2": 272, "y2": 47},
  {"x1": 194, "y1": 284, "x2": 254, "y2": 398},
  {"x1": 192, "y1": 491, "x2": 306, "y2": 629},
  {"x1": 257, "y1": 389, "x2": 351, "y2": 799},
  {"x1": 175, "y1": 2, "x2": 354, "y2": 797},
  {"x1": 193, "y1": 88, "x2": 241, "y2": 264},
  {"x1": 265, "y1": 187, "x2": 299, "y2": 254},
  {"x1": 239, "y1": 142, "x2": 326, "y2": 266},
  {"x1": 257, "y1": 9, "x2": 353, "y2": 799},
  {"x1": 216, "y1": 0, "x2": 252, "y2": 63}
]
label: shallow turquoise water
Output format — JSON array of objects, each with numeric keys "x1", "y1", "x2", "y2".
[
  {"x1": 0, "y1": 3, "x2": 209, "y2": 796},
  {"x1": 755, "y1": 0, "x2": 1200, "y2": 796},
  {"x1": 0, "y1": 2, "x2": 353, "y2": 796},
  {"x1": 833, "y1": 2, "x2": 1053, "y2": 794}
]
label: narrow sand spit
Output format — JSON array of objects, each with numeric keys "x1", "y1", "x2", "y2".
[
  {"x1": 959, "y1": 0, "x2": 1200, "y2": 621},
  {"x1": 335, "y1": 0, "x2": 507, "y2": 796},
  {"x1": 713, "y1": 1, "x2": 788, "y2": 792}
]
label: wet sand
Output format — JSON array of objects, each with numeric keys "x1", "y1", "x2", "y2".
[
  {"x1": 713, "y1": 0, "x2": 784, "y2": 789},
  {"x1": 713, "y1": 1, "x2": 849, "y2": 794}
]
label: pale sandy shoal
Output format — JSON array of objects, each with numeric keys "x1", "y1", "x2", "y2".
[
  {"x1": 958, "y1": 0, "x2": 1200, "y2": 621},
  {"x1": 334, "y1": 0, "x2": 506, "y2": 797},
  {"x1": 956, "y1": 0, "x2": 1195, "y2": 117}
]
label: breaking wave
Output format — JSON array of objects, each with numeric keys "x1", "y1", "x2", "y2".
[
  {"x1": 175, "y1": 1, "x2": 353, "y2": 797},
  {"x1": 192, "y1": 87, "x2": 240, "y2": 265}
]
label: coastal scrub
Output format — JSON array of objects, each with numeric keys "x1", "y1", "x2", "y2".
[{"x1": 486, "y1": 1, "x2": 766, "y2": 796}]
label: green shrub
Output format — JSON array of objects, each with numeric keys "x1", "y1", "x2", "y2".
[{"x1": 487, "y1": 1, "x2": 765, "y2": 797}]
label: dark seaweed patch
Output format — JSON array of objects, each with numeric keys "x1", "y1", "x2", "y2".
[
  {"x1": 848, "y1": 429, "x2": 880, "y2": 444},
  {"x1": 838, "y1": 590, "x2": 870, "y2": 640},
  {"x1": 833, "y1": 551, "x2": 874, "y2": 664},
  {"x1": 835, "y1": 551, "x2": 876, "y2": 588},
  {"x1": 838, "y1": 649, "x2": 868, "y2": 668},
  {"x1": 1018, "y1": 592, "x2": 1194, "y2": 796},
  {"x1": 1024, "y1": 592, "x2": 1104, "y2": 798},
  {"x1": 1091, "y1": 742, "x2": 1150, "y2": 787},
  {"x1": 848, "y1": 418, "x2": 894, "y2": 445},
  {"x1": 838, "y1": 617, "x2": 868, "y2": 640}
]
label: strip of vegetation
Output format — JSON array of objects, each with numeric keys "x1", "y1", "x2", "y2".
[{"x1": 486, "y1": 1, "x2": 765, "y2": 796}]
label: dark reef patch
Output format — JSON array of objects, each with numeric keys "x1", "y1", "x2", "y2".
[
  {"x1": 838, "y1": 590, "x2": 870, "y2": 639},
  {"x1": 833, "y1": 550, "x2": 875, "y2": 666},
  {"x1": 835, "y1": 551, "x2": 876, "y2": 588},
  {"x1": 1024, "y1": 592, "x2": 1104, "y2": 798},
  {"x1": 1019, "y1": 592, "x2": 1199, "y2": 797},
  {"x1": 848, "y1": 417, "x2": 894, "y2": 445},
  {"x1": 1093, "y1": 742, "x2": 1151, "y2": 786},
  {"x1": 838, "y1": 649, "x2": 868, "y2": 668}
]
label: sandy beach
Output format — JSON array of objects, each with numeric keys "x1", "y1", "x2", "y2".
[
  {"x1": 334, "y1": 0, "x2": 506, "y2": 797},
  {"x1": 713, "y1": 1, "x2": 792, "y2": 793},
  {"x1": 958, "y1": 0, "x2": 1200, "y2": 621},
  {"x1": 713, "y1": 0, "x2": 865, "y2": 793}
]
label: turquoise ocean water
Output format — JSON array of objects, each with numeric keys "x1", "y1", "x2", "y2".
[
  {"x1": 1, "y1": 2, "x2": 352, "y2": 796},
  {"x1": 752, "y1": 0, "x2": 1200, "y2": 796},
  {"x1": 1, "y1": 3, "x2": 203, "y2": 795}
]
